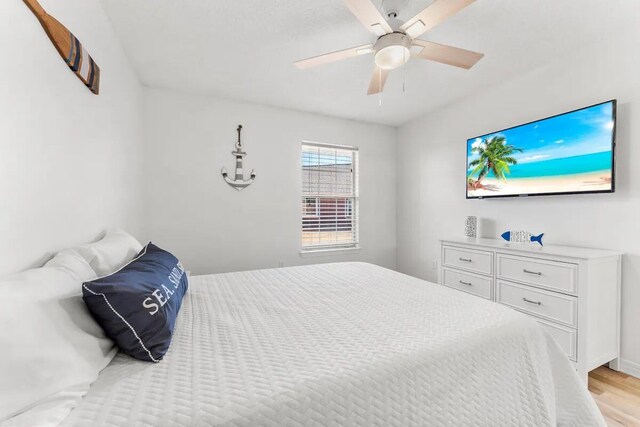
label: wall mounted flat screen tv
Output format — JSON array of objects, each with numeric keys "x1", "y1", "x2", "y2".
[{"x1": 466, "y1": 100, "x2": 616, "y2": 199}]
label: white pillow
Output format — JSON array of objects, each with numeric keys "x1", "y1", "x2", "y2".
[
  {"x1": 74, "y1": 230, "x2": 143, "y2": 277},
  {"x1": 44, "y1": 248, "x2": 97, "y2": 272},
  {"x1": 0, "y1": 250, "x2": 117, "y2": 425}
]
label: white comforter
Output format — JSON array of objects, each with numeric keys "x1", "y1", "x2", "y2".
[{"x1": 62, "y1": 262, "x2": 604, "y2": 426}]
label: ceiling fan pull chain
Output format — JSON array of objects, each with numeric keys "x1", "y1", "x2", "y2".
[
  {"x1": 402, "y1": 65, "x2": 405, "y2": 93},
  {"x1": 403, "y1": 72, "x2": 405, "y2": 93},
  {"x1": 402, "y1": 39, "x2": 407, "y2": 93},
  {"x1": 378, "y1": 67, "x2": 383, "y2": 106}
]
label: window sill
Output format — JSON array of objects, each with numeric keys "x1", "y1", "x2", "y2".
[{"x1": 299, "y1": 246, "x2": 361, "y2": 258}]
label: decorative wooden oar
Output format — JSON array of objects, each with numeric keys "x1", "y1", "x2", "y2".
[{"x1": 23, "y1": 0, "x2": 100, "y2": 95}]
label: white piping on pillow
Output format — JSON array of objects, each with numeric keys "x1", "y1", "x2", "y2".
[
  {"x1": 82, "y1": 285, "x2": 158, "y2": 363},
  {"x1": 82, "y1": 244, "x2": 159, "y2": 363}
]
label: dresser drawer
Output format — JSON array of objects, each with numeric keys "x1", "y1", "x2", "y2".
[
  {"x1": 443, "y1": 246, "x2": 493, "y2": 276},
  {"x1": 535, "y1": 318, "x2": 577, "y2": 361},
  {"x1": 497, "y1": 281, "x2": 577, "y2": 327},
  {"x1": 497, "y1": 254, "x2": 577, "y2": 295},
  {"x1": 442, "y1": 268, "x2": 492, "y2": 300}
]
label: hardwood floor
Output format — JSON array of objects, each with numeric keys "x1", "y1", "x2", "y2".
[{"x1": 589, "y1": 366, "x2": 640, "y2": 426}]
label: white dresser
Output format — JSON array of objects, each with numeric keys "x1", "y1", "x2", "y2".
[{"x1": 440, "y1": 237, "x2": 622, "y2": 383}]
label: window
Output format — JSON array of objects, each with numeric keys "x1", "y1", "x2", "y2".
[{"x1": 301, "y1": 142, "x2": 359, "y2": 251}]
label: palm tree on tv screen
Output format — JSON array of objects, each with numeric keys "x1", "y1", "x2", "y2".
[{"x1": 468, "y1": 136, "x2": 523, "y2": 187}]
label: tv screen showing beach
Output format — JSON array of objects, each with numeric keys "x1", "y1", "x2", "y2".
[{"x1": 466, "y1": 100, "x2": 615, "y2": 199}]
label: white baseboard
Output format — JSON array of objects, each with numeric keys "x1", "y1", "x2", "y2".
[{"x1": 618, "y1": 359, "x2": 640, "y2": 379}]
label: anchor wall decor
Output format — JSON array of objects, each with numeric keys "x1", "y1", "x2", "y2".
[{"x1": 221, "y1": 125, "x2": 256, "y2": 191}]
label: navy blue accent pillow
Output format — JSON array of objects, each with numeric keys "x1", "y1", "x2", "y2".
[{"x1": 82, "y1": 242, "x2": 188, "y2": 362}]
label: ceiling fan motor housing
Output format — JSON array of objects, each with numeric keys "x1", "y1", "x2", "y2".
[{"x1": 374, "y1": 32, "x2": 412, "y2": 70}]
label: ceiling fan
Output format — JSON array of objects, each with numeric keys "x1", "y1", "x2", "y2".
[{"x1": 294, "y1": 0, "x2": 483, "y2": 95}]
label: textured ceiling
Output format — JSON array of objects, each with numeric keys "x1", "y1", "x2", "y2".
[{"x1": 99, "y1": 0, "x2": 639, "y2": 126}]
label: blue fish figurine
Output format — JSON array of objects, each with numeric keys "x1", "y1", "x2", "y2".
[{"x1": 501, "y1": 231, "x2": 544, "y2": 246}]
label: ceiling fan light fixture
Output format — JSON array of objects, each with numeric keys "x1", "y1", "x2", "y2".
[
  {"x1": 373, "y1": 32, "x2": 412, "y2": 70},
  {"x1": 375, "y1": 45, "x2": 410, "y2": 69}
]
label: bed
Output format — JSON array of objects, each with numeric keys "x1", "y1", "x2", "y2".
[{"x1": 61, "y1": 262, "x2": 604, "y2": 426}]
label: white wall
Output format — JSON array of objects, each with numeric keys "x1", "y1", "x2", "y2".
[
  {"x1": 143, "y1": 88, "x2": 397, "y2": 275},
  {"x1": 397, "y1": 32, "x2": 640, "y2": 376},
  {"x1": 0, "y1": 0, "x2": 144, "y2": 275}
]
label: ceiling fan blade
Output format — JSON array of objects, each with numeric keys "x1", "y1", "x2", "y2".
[
  {"x1": 400, "y1": 0, "x2": 475, "y2": 39},
  {"x1": 412, "y1": 39, "x2": 483, "y2": 69},
  {"x1": 343, "y1": 0, "x2": 393, "y2": 36},
  {"x1": 294, "y1": 44, "x2": 373, "y2": 69},
  {"x1": 367, "y1": 66, "x2": 390, "y2": 95}
]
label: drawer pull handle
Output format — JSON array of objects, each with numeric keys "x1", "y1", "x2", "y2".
[
  {"x1": 459, "y1": 280, "x2": 472, "y2": 286},
  {"x1": 523, "y1": 297, "x2": 542, "y2": 306},
  {"x1": 523, "y1": 269, "x2": 542, "y2": 276},
  {"x1": 459, "y1": 257, "x2": 472, "y2": 263}
]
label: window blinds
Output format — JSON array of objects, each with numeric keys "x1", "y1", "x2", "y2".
[{"x1": 301, "y1": 142, "x2": 359, "y2": 250}]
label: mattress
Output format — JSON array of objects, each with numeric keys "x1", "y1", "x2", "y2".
[{"x1": 62, "y1": 262, "x2": 604, "y2": 426}]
